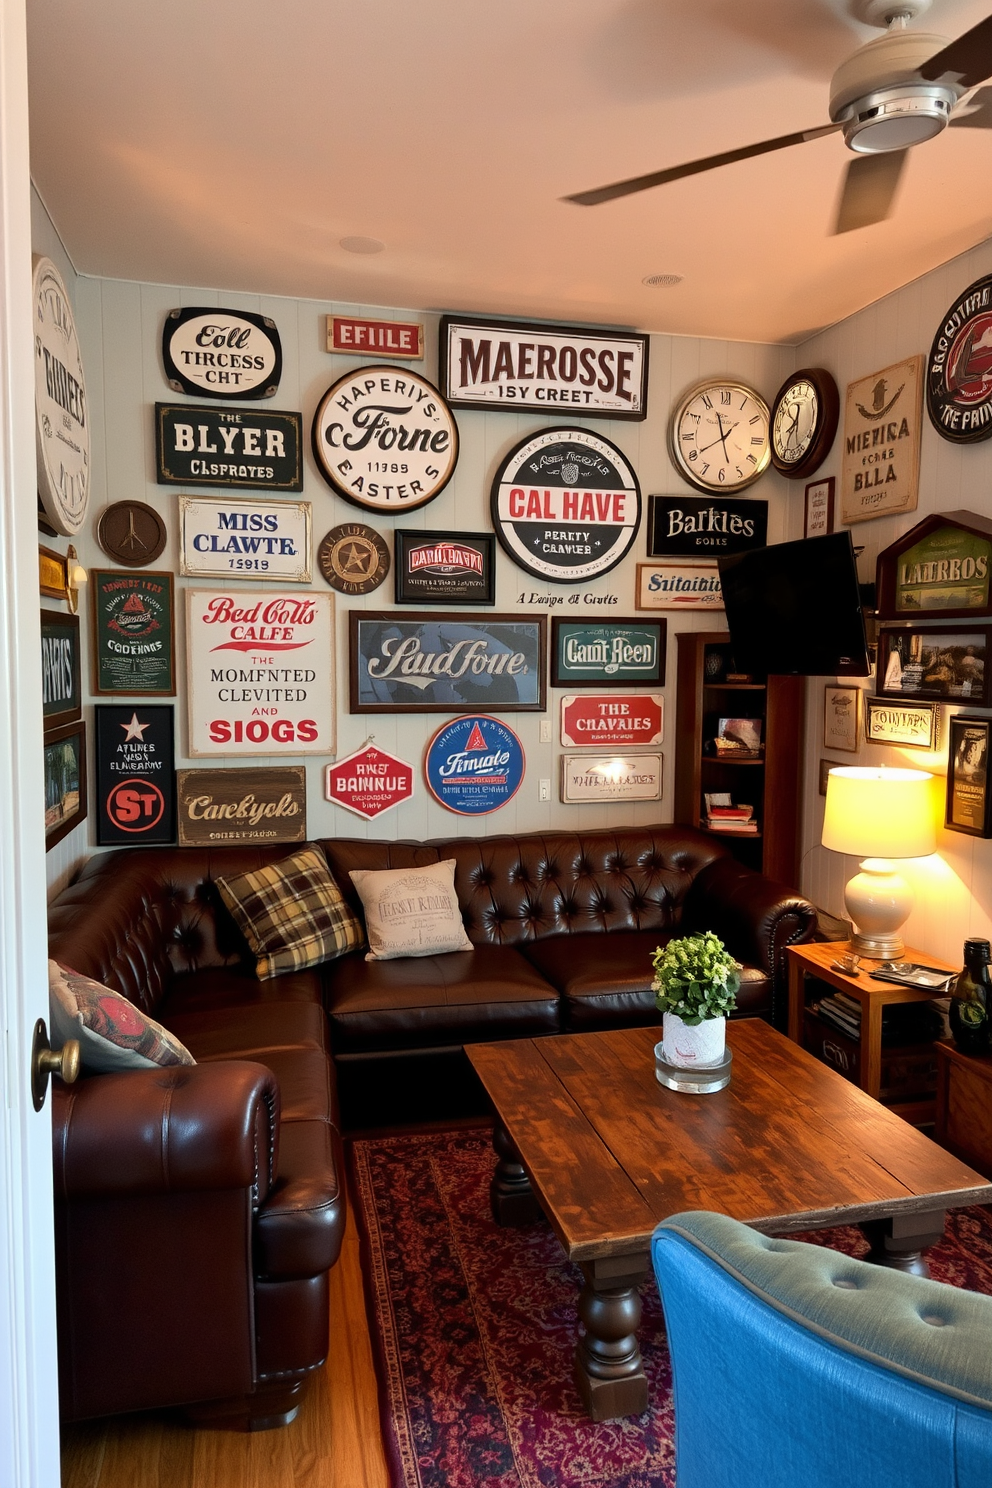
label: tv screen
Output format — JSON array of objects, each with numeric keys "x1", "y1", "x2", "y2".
[{"x1": 717, "y1": 532, "x2": 870, "y2": 677}]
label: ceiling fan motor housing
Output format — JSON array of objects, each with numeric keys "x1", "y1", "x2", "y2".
[{"x1": 830, "y1": 31, "x2": 964, "y2": 152}]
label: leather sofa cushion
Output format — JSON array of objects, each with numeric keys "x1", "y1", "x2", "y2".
[
  {"x1": 165, "y1": 1002, "x2": 331, "y2": 1061},
  {"x1": 158, "y1": 965, "x2": 324, "y2": 1020},
  {"x1": 324, "y1": 944, "x2": 560, "y2": 1052},
  {"x1": 254, "y1": 1121, "x2": 345, "y2": 1280}
]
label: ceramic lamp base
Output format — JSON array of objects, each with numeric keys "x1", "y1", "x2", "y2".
[{"x1": 844, "y1": 857, "x2": 914, "y2": 962}]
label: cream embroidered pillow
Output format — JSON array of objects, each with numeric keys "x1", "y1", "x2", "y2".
[{"x1": 348, "y1": 859, "x2": 472, "y2": 961}]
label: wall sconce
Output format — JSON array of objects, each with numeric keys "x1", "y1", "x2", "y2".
[{"x1": 66, "y1": 545, "x2": 86, "y2": 614}]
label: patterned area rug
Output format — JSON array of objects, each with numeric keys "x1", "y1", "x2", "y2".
[{"x1": 349, "y1": 1128, "x2": 992, "y2": 1488}]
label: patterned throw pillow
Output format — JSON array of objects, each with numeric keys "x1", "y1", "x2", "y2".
[
  {"x1": 48, "y1": 961, "x2": 195, "y2": 1074},
  {"x1": 348, "y1": 859, "x2": 473, "y2": 961},
  {"x1": 215, "y1": 846, "x2": 365, "y2": 980}
]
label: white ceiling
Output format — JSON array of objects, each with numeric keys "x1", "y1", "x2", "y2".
[{"x1": 25, "y1": 0, "x2": 992, "y2": 344}]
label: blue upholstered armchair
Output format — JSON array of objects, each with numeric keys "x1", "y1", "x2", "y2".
[{"x1": 652, "y1": 1211, "x2": 992, "y2": 1488}]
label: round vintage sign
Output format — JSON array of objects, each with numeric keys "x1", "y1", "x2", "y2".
[
  {"x1": 425, "y1": 714, "x2": 524, "y2": 816},
  {"x1": 927, "y1": 274, "x2": 992, "y2": 443},
  {"x1": 162, "y1": 306, "x2": 282, "y2": 400},
  {"x1": 33, "y1": 256, "x2": 90, "y2": 536},
  {"x1": 490, "y1": 426, "x2": 640, "y2": 583},
  {"x1": 311, "y1": 365, "x2": 459, "y2": 513},
  {"x1": 317, "y1": 522, "x2": 390, "y2": 595},
  {"x1": 97, "y1": 501, "x2": 167, "y2": 566}
]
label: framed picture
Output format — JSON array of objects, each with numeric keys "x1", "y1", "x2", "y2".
[
  {"x1": 804, "y1": 477, "x2": 834, "y2": 539},
  {"x1": 875, "y1": 510, "x2": 992, "y2": 620},
  {"x1": 819, "y1": 758, "x2": 838, "y2": 796},
  {"x1": 39, "y1": 545, "x2": 70, "y2": 602},
  {"x1": 560, "y1": 751, "x2": 663, "y2": 803},
  {"x1": 92, "y1": 570, "x2": 176, "y2": 696},
  {"x1": 393, "y1": 530, "x2": 495, "y2": 605},
  {"x1": 875, "y1": 625, "x2": 991, "y2": 705},
  {"x1": 864, "y1": 696, "x2": 940, "y2": 750},
  {"x1": 44, "y1": 719, "x2": 87, "y2": 850},
  {"x1": 350, "y1": 612, "x2": 546, "y2": 713},
  {"x1": 551, "y1": 617, "x2": 666, "y2": 688},
  {"x1": 823, "y1": 685, "x2": 860, "y2": 753},
  {"x1": 946, "y1": 714, "x2": 992, "y2": 837},
  {"x1": 636, "y1": 561, "x2": 723, "y2": 610},
  {"x1": 840, "y1": 355, "x2": 923, "y2": 526},
  {"x1": 40, "y1": 610, "x2": 81, "y2": 728}
]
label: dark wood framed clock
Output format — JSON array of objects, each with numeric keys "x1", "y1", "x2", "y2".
[{"x1": 769, "y1": 367, "x2": 840, "y2": 480}]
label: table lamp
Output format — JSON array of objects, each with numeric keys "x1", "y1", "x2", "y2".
[{"x1": 821, "y1": 765, "x2": 936, "y2": 959}]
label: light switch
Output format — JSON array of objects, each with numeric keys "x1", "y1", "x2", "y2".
[
  {"x1": 539, "y1": 778, "x2": 551, "y2": 801},
  {"x1": 540, "y1": 718, "x2": 552, "y2": 743}
]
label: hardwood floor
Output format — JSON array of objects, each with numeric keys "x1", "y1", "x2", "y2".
[{"x1": 60, "y1": 1184, "x2": 390, "y2": 1488}]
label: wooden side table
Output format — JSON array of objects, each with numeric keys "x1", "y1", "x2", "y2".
[
  {"x1": 935, "y1": 1042, "x2": 992, "y2": 1179},
  {"x1": 787, "y1": 941, "x2": 956, "y2": 1124}
]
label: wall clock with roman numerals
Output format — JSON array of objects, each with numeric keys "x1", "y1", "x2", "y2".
[
  {"x1": 669, "y1": 378, "x2": 770, "y2": 495},
  {"x1": 769, "y1": 366, "x2": 840, "y2": 480}
]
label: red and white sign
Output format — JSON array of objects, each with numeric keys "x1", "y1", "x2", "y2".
[
  {"x1": 326, "y1": 315, "x2": 423, "y2": 359},
  {"x1": 186, "y1": 589, "x2": 334, "y2": 756},
  {"x1": 324, "y1": 743, "x2": 414, "y2": 819},
  {"x1": 560, "y1": 693, "x2": 663, "y2": 748}
]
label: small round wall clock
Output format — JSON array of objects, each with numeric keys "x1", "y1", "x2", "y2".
[
  {"x1": 33, "y1": 256, "x2": 90, "y2": 535},
  {"x1": 669, "y1": 379, "x2": 770, "y2": 494},
  {"x1": 769, "y1": 367, "x2": 840, "y2": 479}
]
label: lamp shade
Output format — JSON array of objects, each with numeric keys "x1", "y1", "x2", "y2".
[{"x1": 822, "y1": 766, "x2": 936, "y2": 859}]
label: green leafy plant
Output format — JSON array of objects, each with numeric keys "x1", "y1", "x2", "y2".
[{"x1": 651, "y1": 932, "x2": 740, "y2": 1025}]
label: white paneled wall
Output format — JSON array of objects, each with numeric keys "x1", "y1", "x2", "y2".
[{"x1": 37, "y1": 191, "x2": 796, "y2": 894}]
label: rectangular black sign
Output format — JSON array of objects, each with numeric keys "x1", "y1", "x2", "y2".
[
  {"x1": 41, "y1": 610, "x2": 81, "y2": 728},
  {"x1": 647, "y1": 495, "x2": 768, "y2": 557},
  {"x1": 95, "y1": 704, "x2": 176, "y2": 846},
  {"x1": 155, "y1": 403, "x2": 304, "y2": 492},
  {"x1": 394, "y1": 530, "x2": 495, "y2": 605}
]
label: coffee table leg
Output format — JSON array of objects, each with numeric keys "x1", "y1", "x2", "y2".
[
  {"x1": 861, "y1": 1210, "x2": 946, "y2": 1276},
  {"x1": 490, "y1": 1121, "x2": 543, "y2": 1226},
  {"x1": 574, "y1": 1255, "x2": 651, "y2": 1422}
]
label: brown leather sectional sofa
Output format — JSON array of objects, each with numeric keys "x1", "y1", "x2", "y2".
[{"x1": 47, "y1": 823, "x2": 815, "y2": 1427}]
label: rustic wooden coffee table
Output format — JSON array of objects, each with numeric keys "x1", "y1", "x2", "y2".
[{"x1": 467, "y1": 1019, "x2": 992, "y2": 1422}]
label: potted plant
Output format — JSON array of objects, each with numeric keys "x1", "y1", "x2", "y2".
[{"x1": 652, "y1": 931, "x2": 740, "y2": 1070}]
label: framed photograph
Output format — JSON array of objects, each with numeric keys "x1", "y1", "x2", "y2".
[
  {"x1": 804, "y1": 477, "x2": 834, "y2": 539},
  {"x1": 92, "y1": 570, "x2": 176, "y2": 696},
  {"x1": 394, "y1": 530, "x2": 495, "y2": 605},
  {"x1": 44, "y1": 719, "x2": 87, "y2": 850},
  {"x1": 864, "y1": 696, "x2": 940, "y2": 750},
  {"x1": 95, "y1": 705, "x2": 175, "y2": 847},
  {"x1": 636, "y1": 561, "x2": 723, "y2": 610},
  {"x1": 840, "y1": 355, "x2": 923, "y2": 526},
  {"x1": 819, "y1": 758, "x2": 838, "y2": 796},
  {"x1": 875, "y1": 624, "x2": 991, "y2": 705},
  {"x1": 823, "y1": 685, "x2": 860, "y2": 753},
  {"x1": 350, "y1": 612, "x2": 546, "y2": 713},
  {"x1": 560, "y1": 751, "x2": 663, "y2": 803},
  {"x1": 714, "y1": 717, "x2": 763, "y2": 758},
  {"x1": 178, "y1": 495, "x2": 312, "y2": 582},
  {"x1": 946, "y1": 714, "x2": 992, "y2": 837},
  {"x1": 39, "y1": 545, "x2": 70, "y2": 602},
  {"x1": 551, "y1": 617, "x2": 666, "y2": 688},
  {"x1": 40, "y1": 610, "x2": 81, "y2": 728}
]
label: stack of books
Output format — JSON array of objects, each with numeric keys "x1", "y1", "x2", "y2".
[
  {"x1": 704, "y1": 801, "x2": 758, "y2": 835},
  {"x1": 812, "y1": 991, "x2": 946, "y2": 1047},
  {"x1": 814, "y1": 990, "x2": 861, "y2": 1040}
]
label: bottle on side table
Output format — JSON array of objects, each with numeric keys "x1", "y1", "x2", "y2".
[{"x1": 949, "y1": 939, "x2": 992, "y2": 1057}]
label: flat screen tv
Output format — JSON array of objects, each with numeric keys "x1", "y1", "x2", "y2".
[{"x1": 717, "y1": 532, "x2": 870, "y2": 677}]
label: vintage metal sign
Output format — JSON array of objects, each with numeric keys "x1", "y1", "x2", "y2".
[
  {"x1": 92, "y1": 570, "x2": 176, "y2": 695},
  {"x1": 155, "y1": 404, "x2": 303, "y2": 491},
  {"x1": 864, "y1": 697, "x2": 940, "y2": 750},
  {"x1": 647, "y1": 495, "x2": 767, "y2": 557},
  {"x1": 491, "y1": 427, "x2": 640, "y2": 584},
  {"x1": 875, "y1": 512, "x2": 992, "y2": 620},
  {"x1": 95, "y1": 704, "x2": 175, "y2": 846},
  {"x1": 560, "y1": 693, "x2": 663, "y2": 748},
  {"x1": 840, "y1": 356, "x2": 923, "y2": 525},
  {"x1": 33, "y1": 256, "x2": 90, "y2": 536},
  {"x1": 317, "y1": 522, "x2": 390, "y2": 595},
  {"x1": 636, "y1": 562, "x2": 723, "y2": 610},
  {"x1": 927, "y1": 274, "x2": 992, "y2": 443},
  {"x1": 425, "y1": 714, "x2": 525, "y2": 815},
  {"x1": 439, "y1": 315, "x2": 648, "y2": 419},
  {"x1": 326, "y1": 315, "x2": 423, "y2": 359},
  {"x1": 311, "y1": 365, "x2": 459, "y2": 513},
  {"x1": 186, "y1": 589, "x2": 334, "y2": 755},
  {"x1": 162, "y1": 307, "x2": 282, "y2": 400},
  {"x1": 350, "y1": 611, "x2": 546, "y2": 713},
  {"x1": 324, "y1": 743, "x2": 414, "y2": 820},
  {"x1": 394, "y1": 530, "x2": 495, "y2": 605},
  {"x1": 177, "y1": 766, "x2": 306, "y2": 846},
  {"x1": 551, "y1": 618, "x2": 666, "y2": 687},
  {"x1": 560, "y1": 751, "x2": 663, "y2": 803},
  {"x1": 41, "y1": 610, "x2": 81, "y2": 728},
  {"x1": 179, "y1": 496, "x2": 312, "y2": 582}
]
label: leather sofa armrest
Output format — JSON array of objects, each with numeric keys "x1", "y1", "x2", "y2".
[
  {"x1": 52, "y1": 1061, "x2": 280, "y2": 1206},
  {"x1": 681, "y1": 857, "x2": 816, "y2": 1028}
]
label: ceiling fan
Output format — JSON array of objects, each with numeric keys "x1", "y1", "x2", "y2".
[{"x1": 564, "y1": 0, "x2": 992, "y2": 234}]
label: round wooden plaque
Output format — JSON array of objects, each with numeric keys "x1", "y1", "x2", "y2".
[{"x1": 97, "y1": 501, "x2": 167, "y2": 566}]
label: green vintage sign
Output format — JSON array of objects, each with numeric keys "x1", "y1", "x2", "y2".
[
  {"x1": 551, "y1": 618, "x2": 666, "y2": 687},
  {"x1": 895, "y1": 524, "x2": 992, "y2": 614},
  {"x1": 92, "y1": 570, "x2": 176, "y2": 695}
]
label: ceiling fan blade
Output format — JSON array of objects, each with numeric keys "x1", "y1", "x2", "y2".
[
  {"x1": 832, "y1": 150, "x2": 908, "y2": 235},
  {"x1": 563, "y1": 123, "x2": 840, "y2": 206},
  {"x1": 918, "y1": 15, "x2": 992, "y2": 89},
  {"x1": 950, "y1": 85, "x2": 992, "y2": 128}
]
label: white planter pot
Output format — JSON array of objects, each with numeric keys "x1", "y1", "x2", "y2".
[{"x1": 662, "y1": 1011, "x2": 726, "y2": 1069}]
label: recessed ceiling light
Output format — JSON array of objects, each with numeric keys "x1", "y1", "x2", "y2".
[
  {"x1": 642, "y1": 273, "x2": 683, "y2": 288},
  {"x1": 340, "y1": 236, "x2": 385, "y2": 255}
]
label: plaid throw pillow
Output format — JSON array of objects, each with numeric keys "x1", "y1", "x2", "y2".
[{"x1": 215, "y1": 846, "x2": 364, "y2": 980}]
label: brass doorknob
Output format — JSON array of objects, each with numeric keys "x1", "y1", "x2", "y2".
[{"x1": 31, "y1": 1018, "x2": 80, "y2": 1111}]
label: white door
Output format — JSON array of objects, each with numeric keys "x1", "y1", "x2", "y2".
[{"x1": 0, "y1": 0, "x2": 63, "y2": 1483}]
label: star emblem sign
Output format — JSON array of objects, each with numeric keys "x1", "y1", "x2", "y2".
[{"x1": 121, "y1": 712, "x2": 151, "y2": 742}]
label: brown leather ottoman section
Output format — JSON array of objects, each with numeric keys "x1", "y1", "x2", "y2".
[{"x1": 324, "y1": 944, "x2": 560, "y2": 1053}]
